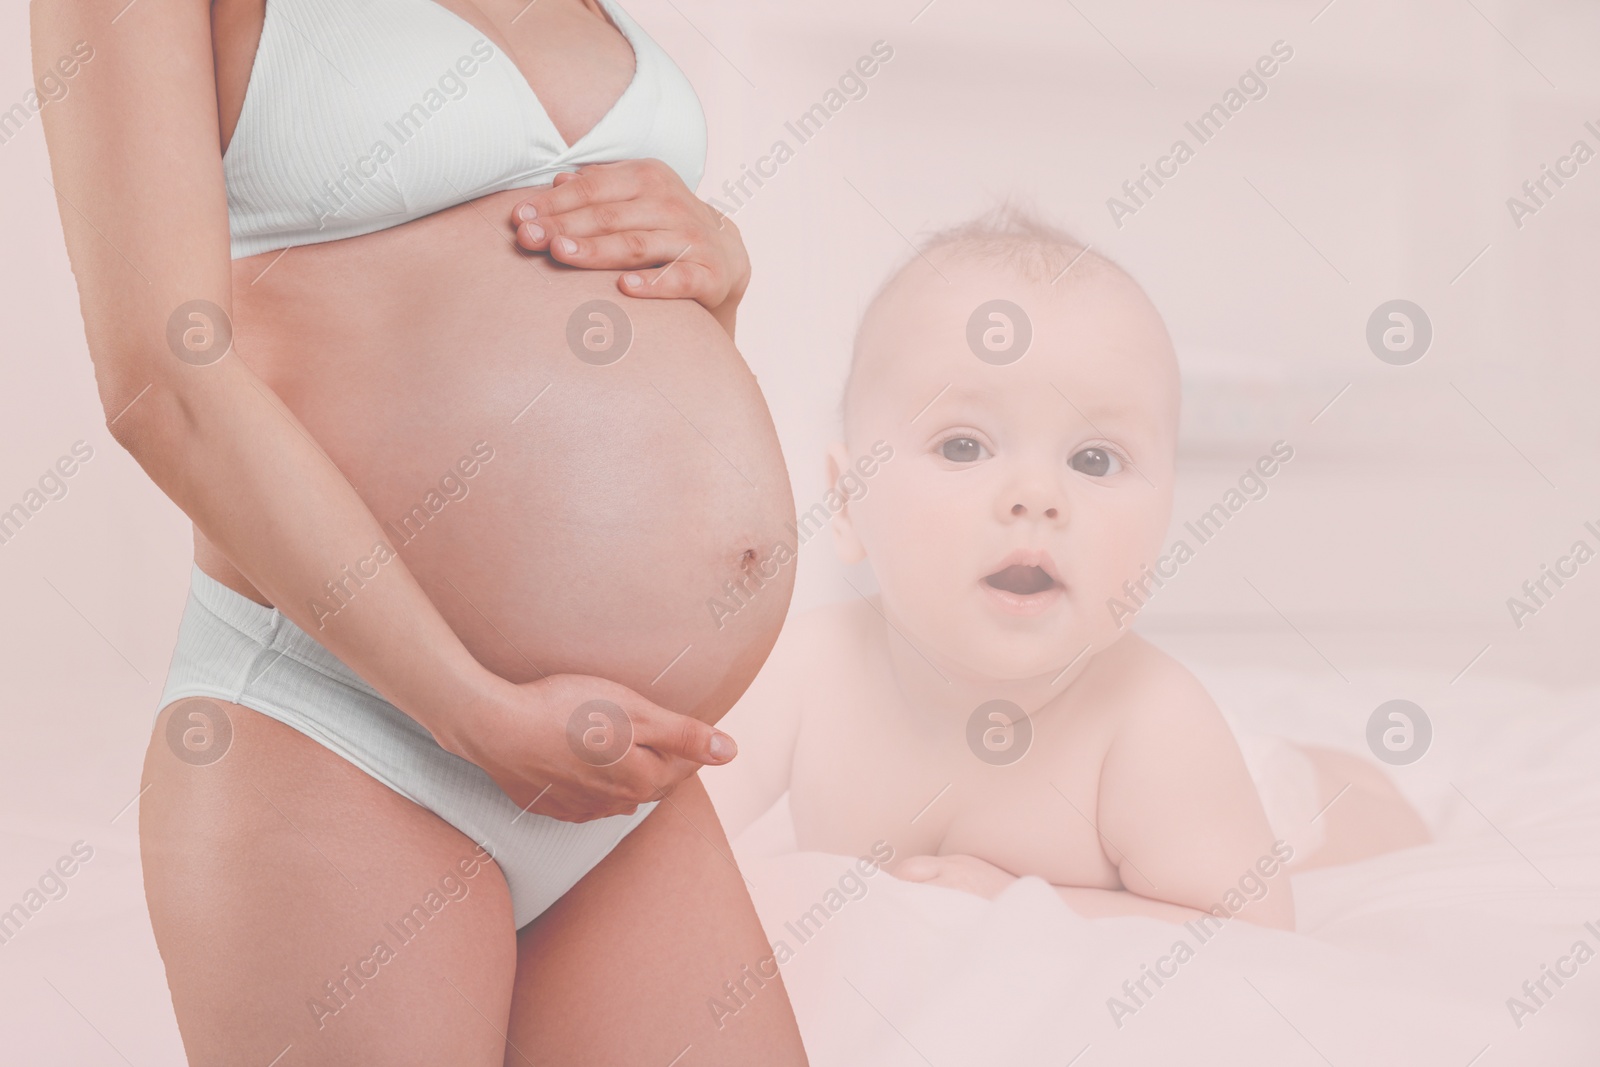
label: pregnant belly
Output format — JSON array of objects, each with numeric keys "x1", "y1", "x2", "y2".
[{"x1": 215, "y1": 190, "x2": 795, "y2": 721}]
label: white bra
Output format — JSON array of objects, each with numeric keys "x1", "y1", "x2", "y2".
[{"x1": 223, "y1": 0, "x2": 707, "y2": 259}]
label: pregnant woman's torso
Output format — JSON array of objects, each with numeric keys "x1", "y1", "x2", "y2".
[{"x1": 204, "y1": 0, "x2": 795, "y2": 721}]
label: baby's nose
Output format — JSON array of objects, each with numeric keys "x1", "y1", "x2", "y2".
[{"x1": 1010, "y1": 502, "x2": 1061, "y2": 520}]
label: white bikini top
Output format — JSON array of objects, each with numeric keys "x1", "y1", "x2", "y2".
[{"x1": 223, "y1": 0, "x2": 707, "y2": 259}]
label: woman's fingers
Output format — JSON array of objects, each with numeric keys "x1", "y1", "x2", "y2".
[
  {"x1": 548, "y1": 227, "x2": 683, "y2": 267},
  {"x1": 515, "y1": 198, "x2": 687, "y2": 250},
  {"x1": 628, "y1": 701, "x2": 737, "y2": 768},
  {"x1": 547, "y1": 697, "x2": 737, "y2": 816},
  {"x1": 476, "y1": 674, "x2": 733, "y2": 824},
  {"x1": 509, "y1": 160, "x2": 662, "y2": 230},
  {"x1": 618, "y1": 260, "x2": 717, "y2": 302},
  {"x1": 545, "y1": 229, "x2": 722, "y2": 298},
  {"x1": 504, "y1": 161, "x2": 748, "y2": 319}
]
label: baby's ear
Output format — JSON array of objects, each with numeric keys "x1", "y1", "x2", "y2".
[{"x1": 825, "y1": 441, "x2": 867, "y2": 564}]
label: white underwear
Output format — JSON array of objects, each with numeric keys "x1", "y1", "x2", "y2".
[{"x1": 156, "y1": 564, "x2": 657, "y2": 928}]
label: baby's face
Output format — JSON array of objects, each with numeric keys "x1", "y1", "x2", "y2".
[{"x1": 836, "y1": 253, "x2": 1179, "y2": 680}]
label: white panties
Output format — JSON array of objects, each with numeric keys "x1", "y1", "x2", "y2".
[{"x1": 157, "y1": 564, "x2": 656, "y2": 928}]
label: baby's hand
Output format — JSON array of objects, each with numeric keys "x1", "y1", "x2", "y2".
[{"x1": 890, "y1": 854, "x2": 1017, "y2": 900}]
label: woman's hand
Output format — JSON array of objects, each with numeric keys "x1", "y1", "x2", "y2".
[
  {"x1": 443, "y1": 672, "x2": 738, "y2": 823},
  {"x1": 889, "y1": 853, "x2": 1019, "y2": 900},
  {"x1": 509, "y1": 160, "x2": 750, "y2": 335}
]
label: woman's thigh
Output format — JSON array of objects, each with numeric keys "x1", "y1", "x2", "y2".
[
  {"x1": 141, "y1": 698, "x2": 518, "y2": 1067},
  {"x1": 507, "y1": 773, "x2": 808, "y2": 1066}
]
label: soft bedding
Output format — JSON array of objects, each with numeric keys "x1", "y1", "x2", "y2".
[{"x1": 727, "y1": 667, "x2": 1600, "y2": 1066}]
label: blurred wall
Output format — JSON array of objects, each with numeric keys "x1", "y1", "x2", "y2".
[{"x1": 669, "y1": 0, "x2": 1600, "y2": 683}]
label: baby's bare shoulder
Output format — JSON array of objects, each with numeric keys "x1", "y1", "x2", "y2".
[{"x1": 1090, "y1": 634, "x2": 1225, "y2": 736}]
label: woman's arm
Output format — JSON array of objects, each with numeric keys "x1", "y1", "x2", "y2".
[{"x1": 32, "y1": 0, "x2": 725, "y2": 819}]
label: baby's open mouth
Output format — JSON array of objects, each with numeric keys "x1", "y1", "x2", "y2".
[{"x1": 983, "y1": 565, "x2": 1056, "y2": 596}]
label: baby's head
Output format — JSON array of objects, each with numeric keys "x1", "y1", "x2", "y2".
[{"x1": 830, "y1": 205, "x2": 1179, "y2": 680}]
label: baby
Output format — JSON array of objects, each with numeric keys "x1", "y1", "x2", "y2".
[{"x1": 704, "y1": 207, "x2": 1428, "y2": 929}]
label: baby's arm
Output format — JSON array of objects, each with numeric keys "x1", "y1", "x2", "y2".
[
  {"x1": 1094, "y1": 658, "x2": 1295, "y2": 930},
  {"x1": 698, "y1": 607, "x2": 820, "y2": 836}
]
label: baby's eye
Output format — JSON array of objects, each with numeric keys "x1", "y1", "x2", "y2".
[
  {"x1": 940, "y1": 437, "x2": 988, "y2": 463},
  {"x1": 1070, "y1": 447, "x2": 1122, "y2": 477}
]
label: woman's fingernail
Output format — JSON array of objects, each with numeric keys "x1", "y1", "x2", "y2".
[
  {"x1": 709, "y1": 733, "x2": 736, "y2": 761},
  {"x1": 623, "y1": 273, "x2": 643, "y2": 288},
  {"x1": 516, "y1": 203, "x2": 537, "y2": 222},
  {"x1": 557, "y1": 237, "x2": 578, "y2": 255},
  {"x1": 523, "y1": 223, "x2": 544, "y2": 242}
]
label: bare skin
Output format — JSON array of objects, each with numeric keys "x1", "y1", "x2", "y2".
[
  {"x1": 143, "y1": 699, "x2": 797, "y2": 1065},
  {"x1": 709, "y1": 600, "x2": 1428, "y2": 929},
  {"x1": 37, "y1": 0, "x2": 807, "y2": 1060},
  {"x1": 706, "y1": 249, "x2": 1429, "y2": 932}
]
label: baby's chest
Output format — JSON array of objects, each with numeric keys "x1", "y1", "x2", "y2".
[
  {"x1": 790, "y1": 696, "x2": 1122, "y2": 889},
  {"x1": 936, "y1": 773, "x2": 1121, "y2": 888}
]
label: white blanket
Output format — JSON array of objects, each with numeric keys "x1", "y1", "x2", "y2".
[{"x1": 729, "y1": 668, "x2": 1600, "y2": 1065}]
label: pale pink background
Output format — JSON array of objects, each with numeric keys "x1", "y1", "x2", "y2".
[{"x1": 2, "y1": 0, "x2": 1597, "y2": 1061}]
